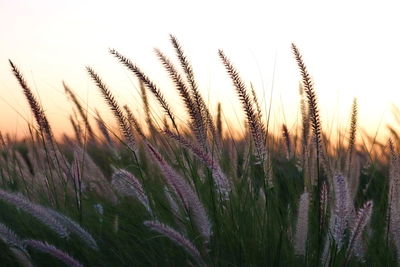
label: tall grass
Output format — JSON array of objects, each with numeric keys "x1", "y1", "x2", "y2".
[{"x1": 0, "y1": 38, "x2": 397, "y2": 266}]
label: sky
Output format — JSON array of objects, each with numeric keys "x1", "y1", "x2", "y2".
[{"x1": 0, "y1": 0, "x2": 400, "y2": 141}]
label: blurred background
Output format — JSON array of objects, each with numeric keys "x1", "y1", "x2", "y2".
[{"x1": 0, "y1": 0, "x2": 398, "y2": 142}]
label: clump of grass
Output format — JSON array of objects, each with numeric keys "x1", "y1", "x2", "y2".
[{"x1": 2, "y1": 37, "x2": 396, "y2": 267}]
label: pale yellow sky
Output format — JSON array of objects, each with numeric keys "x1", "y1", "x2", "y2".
[{"x1": 0, "y1": 0, "x2": 399, "y2": 141}]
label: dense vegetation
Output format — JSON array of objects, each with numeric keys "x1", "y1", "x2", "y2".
[{"x1": 0, "y1": 36, "x2": 397, "y2": 266}]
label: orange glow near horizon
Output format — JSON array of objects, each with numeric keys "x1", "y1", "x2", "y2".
[{"x1": 1, "y1": 1, "x2": 400, "y2": 143}]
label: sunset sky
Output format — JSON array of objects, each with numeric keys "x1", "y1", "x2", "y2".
[{"x1": 1, "y1": 0, "x2": 399, "y2": 141}]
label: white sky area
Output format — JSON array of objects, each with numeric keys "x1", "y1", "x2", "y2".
[{"x1": 0, "y1": 0, "x2": 399, "y2": 141}]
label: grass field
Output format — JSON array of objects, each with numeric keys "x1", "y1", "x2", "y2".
[{"x1": 0, "y1": 36, "x2": 398, "y2": 266}]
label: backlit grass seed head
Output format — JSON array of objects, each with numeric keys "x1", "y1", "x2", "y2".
[
  {"x1": 164, "y1": 129, "x2": 231, "y2": 200},
  {"x1": 9, "y1": 60, "x2": 53, "y2": 141},
  {"x1": 388, "y1": 141, "x2": 400, "y2": 263},
  {"x1": 294, "y1": 192, "x2": 310, "y2": 256},
  {"x1": 24, "y1": 240, "x2": 84, "y2": 267},
  {"x1": 86, "y1": 66, "x2": 136, "y2": 152},
  {"x1": 282, "y1": 124, "x2": 291, "y2": 159},
  {"x1": 292, "y1": 44, "x2": 332, "y2": 177},
  {"x1": 123, "y1": 105, "x2": 146, "y2": 139},
  {"x1": 63, "y1": 81, "x2": 95, "y2": 140},
  {"x1": 109, "y1": 48, "x2": 177, "y2": 129},
  {"x1": 144, "y1": 220, "x2": 205, "y2": 266},
  {"x1": 146, "y1": 142, "x2": 211, "y2": 242},
  {"x1": 169, "y1": 35, "x2": 217, "y2": 144},
  {"x1": 0, "y1": 222, "x2": 24, "y2": 250},
  {"x1": 347, "y1": 201, "x2": 373, "y2": 262},
  {"x1": 45, "y1": 208, "x2": 99, "y2": 250},
  {"x1": 218, "y1": 50, "x2": 266, "y2": 164},
  {"x1": 346, "y1": 98, "x2": 358, "y2": 176},
  {"x1": 291, "y1": 44, "x2": 321, "y2": 153},
  {"x1": 139, "y1": 80, "x2": 157, "y2": 137},
  {"x1": 111, "y1": 168, "x2": 152, "y2": 214},
  {"x1": 331, "y1": 173, "x2": 351, "y2": 249},
  {"x1": 320, "y1": 181, "x2": 328, "y2": 230},
  {"x1": 155, "y1": 48, "x2": 206, "y2": 149},
  {"x1": 0, "y1": 189, "x2": 69, "y2": 238}
]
